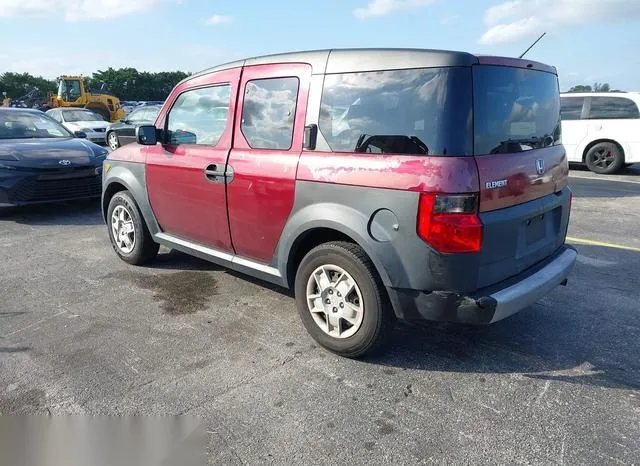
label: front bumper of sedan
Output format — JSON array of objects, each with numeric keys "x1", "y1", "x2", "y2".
[
  {"x1": 0, "y1": 164, "x2": 103, "y2": 208},
  {"x1": 84, "y1": 130, "x2": 108, "y2": 145}
]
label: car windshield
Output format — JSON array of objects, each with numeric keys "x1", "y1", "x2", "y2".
[
  {"x1": 0, "y1": 111, "x2": 73, "y2": 140},
  {"x1": 473, "y1": 65, "x2": 561, "y2": 155},
  {"x1": 63, "y1": 110, "x2": 104, "y2": 122}
]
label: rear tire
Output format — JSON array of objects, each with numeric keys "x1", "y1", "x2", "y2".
[
  {"x1": 294, "y1": 241, "x2": 394, "y2": 358},
  {"x1": 107, "y1": 191, "x2": 159, "y2": 265},
  {"x1": 585, "y1": 142, "x2": 624, "y2": 174}
]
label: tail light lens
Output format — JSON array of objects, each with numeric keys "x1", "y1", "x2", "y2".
[{"x1": 417, "y1": 193, "x2": 483, "y2": 253}]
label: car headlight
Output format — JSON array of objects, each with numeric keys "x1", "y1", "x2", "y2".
[
  {"x1": 80, "y1": 127, "x2": 93, "y2": 133},
  {"x1": 93, "y1": 147, "x2": 109, "y2": 158},
  {"x1": 0, "y1": 162, "x2": 16, "y2": 170}
]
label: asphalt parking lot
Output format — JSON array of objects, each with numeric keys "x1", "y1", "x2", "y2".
[{"x1": 1, "y1": 165, "x2": 639, "y2": 465}]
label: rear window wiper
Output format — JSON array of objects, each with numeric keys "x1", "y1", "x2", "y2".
[{"x1": 489, "y1": 134, "x2": 554, "y2": 154}]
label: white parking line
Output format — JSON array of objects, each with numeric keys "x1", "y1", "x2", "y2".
[{"x1": 569, "y1": 174, "x2": 640, "y2": 185}]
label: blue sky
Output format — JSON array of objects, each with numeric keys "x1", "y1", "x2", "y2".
[{"x1": 1, "y1": 0, "x2": 640, "y2": 91}]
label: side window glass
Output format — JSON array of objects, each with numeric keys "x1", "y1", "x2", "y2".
[
  {"x1": 167, "y1": 84, "x2": 231, "y2": 146},
  {"x1": 319, "y1": 68, "x2": 472, "y2": 155},
  {"x1": 560, "y1": 97, "x2": 584, "y2": 121},
  {"x1": 589, "y1": 97, "x2": 640, "y2": 119},
  {"x1": 127, "y1": 109, "x2": 140, "y2": 121},
  {"x1": 241, "y1": 77, "x2": 299, "y2": 150}
]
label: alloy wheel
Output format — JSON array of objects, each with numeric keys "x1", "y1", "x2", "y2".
[
  {"x1": 305, "y1": 264, "x2": 364, "y2": 339},
  {"x1": 111, "y1": 205, "x2": 136, "y2": 254}
]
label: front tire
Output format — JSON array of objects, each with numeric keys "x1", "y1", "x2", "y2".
[
  {"x1": 107, "y1": 131, "x2": 120, "y2": 151},
  {"x1": 585, "y1": 142, "x2": 624, "y2": 174},
  {"x1": 294, "y1": 241, "x2": 394, "y2": 358},
  {"x1": 107, "y1": 191, "x2": 159, "y2": 265}
]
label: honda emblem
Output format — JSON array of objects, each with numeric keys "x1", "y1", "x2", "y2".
[{"x1": 535, "y1": 159, "x2": 545, "y2": 175}]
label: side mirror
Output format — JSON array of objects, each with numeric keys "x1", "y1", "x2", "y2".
[
  {"x1": 303, "y1": 124, "x2": 318, "y2": 150},
  {"x1": 136, "y1": 125, "x2": 158, "y2": 145},
  {"x1": 73, "y1": 131, "x2": 87, "y2": 139}
]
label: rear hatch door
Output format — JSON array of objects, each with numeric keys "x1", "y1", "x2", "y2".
[{"x1": 472, "y1": 60, "x2": 571, "y2": 288}]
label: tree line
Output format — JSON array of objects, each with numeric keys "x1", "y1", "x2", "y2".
[
  {"x1": 566, "y1": 82, "x2": 625, "y2": 93},
  {"x1": 0, "y1": 68, "x2": 191, "y2": 101}
]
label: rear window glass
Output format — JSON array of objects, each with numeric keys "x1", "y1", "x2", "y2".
[
  {"x1": 473, "y1": 65, "x2": 561, "y2": 155},
  {"x1": 588, "y1": 97, "x2": 639, "y2": 119},
  {"x1": 560, "y1": 97, "x2": 584, "y2": 121},
  {"x1": 319, "y1": 67, "x2": 472, "y2": 156}
]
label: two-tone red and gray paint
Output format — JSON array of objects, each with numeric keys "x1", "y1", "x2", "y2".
[{"x1": 102, "y1": 48, "x2": 577, "y2": 355}]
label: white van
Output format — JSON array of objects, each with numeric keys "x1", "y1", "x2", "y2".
[{"x1": 560, "y1": 92, "x2": 640, "y2": 174}]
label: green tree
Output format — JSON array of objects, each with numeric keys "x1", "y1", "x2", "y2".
[
  {"x1": 0, "y1": 72, "x2": 56, "y2": 99},
  {"x1": 567, "y1": 84, "x2": 592, "y2": 93},
  {"x1": 567, "y1": 83, "x2": 613, "y2": 93},
  {"x1": 90, "y1": 68, "x2": 189, "y2": 101},
  {"x1": 593, "y1": 82, "x2": 610, "y2": 92}
]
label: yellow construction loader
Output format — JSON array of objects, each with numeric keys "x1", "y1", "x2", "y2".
[{"x1": 2, "y1": 76, "x2": 125, "y2": 122}]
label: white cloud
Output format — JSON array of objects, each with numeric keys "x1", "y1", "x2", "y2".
[
  {"x1": 0, "y1": 0, "x2": 168, "y2": 21},
  {"x1": 353, "y1": 0, "x2": 434, "y2": 19},
  {"x1": 440, "y1": 14, "x2": 458, "y2": 25},
  {"x1": 205, "y1": 14, "x2": 230, "y2": 25},
  {"x1": 479, "y1": 0, "x2": 640, "y2": 44}
]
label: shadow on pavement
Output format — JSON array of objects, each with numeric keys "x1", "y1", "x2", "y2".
[
  {"x1": 365, "y1": 243, "x2": 639, "y2": 391},
  {"x1": 0, "y1": 199, "x2": 102, "y2": 226},
  {"x1": 145, "y1": 249, "x2": 290, "y2": 296},
  {"x1": 569, "y1": 176, "x2": 640, "y2": 198}
]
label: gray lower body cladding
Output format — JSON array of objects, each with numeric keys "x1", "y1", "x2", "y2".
[{"x1": 280, "y1": 181, "x2": 574, "y2": 324}]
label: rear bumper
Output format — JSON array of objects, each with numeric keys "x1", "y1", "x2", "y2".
[
  {"x1": 387, "y1": 245, "x2": 577, "y2": 325},
  {"x1": 622, "y1": 141, "x2": 640, "y2": 163}
]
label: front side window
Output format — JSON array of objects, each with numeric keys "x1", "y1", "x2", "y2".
[
  {"x1": 560, "y1": 97, "x2": 585, "y2": 121},
  {"x1": 241, "y1": 77, "x2": 299, "y2": 150},
  {"x1": 473, "y1": 65, "x2": 561, "y2": 155},
  {"x1": 319, "y1": 68, "x2": 472, "y2": 156},
  {"x1": 130, "y1": 107, "x2": 159, "y2": 123},
  {"x1": 166, "y1": 85, "x2": 231, "y2": 146},
  {"x1": 588, "y1": 97, "x2": 640, "y2": 119}
]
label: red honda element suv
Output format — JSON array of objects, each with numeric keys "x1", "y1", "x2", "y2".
[{"x1": 102, "y1": 48, "x2": 577, "y2": 358}]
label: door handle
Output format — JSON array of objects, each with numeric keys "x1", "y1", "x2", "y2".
[{"x1": 204, "y1": 164, "x2": 234, "y2": 183}]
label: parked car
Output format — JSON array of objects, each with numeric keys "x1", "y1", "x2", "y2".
[
  {"x1": 560, "y1": 92, "x2": 640, "y2": 174},
  {"x1": 105, "y1": 104, "x2": 162, "y2": 150},
  {"x1": 102, "y1": 48, "x2": 576, "y2": 357},
  {"x1": 46, "y1": 108, "x2": 110, "y2": 145},
  {"x1": 0, "y1": 108, "x2": 107, "y2": 208}
]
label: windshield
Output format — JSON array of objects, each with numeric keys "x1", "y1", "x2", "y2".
[
  {"x1": 63, "y1": 110, "x2": 104, "y2": 122},
  {"x1": 473, "y1": 65, "x2": 561, "y2": 155},
  {"x1": 0, "y1": 111, "x2": 73, "y2": 139}
]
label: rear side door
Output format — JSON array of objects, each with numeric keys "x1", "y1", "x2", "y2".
[
  {"x1": 145, "y1": 68, "x2": 241, "y2": 251},
  {"x1": 586, "y1": 96, "x2": 640, "y2": 145},
  {"x1": 560, "y1": 96, "x2": 588, "y2": 162},
  {"x1": 226, "y1": 63, "x2": 311, "y2": 263}
]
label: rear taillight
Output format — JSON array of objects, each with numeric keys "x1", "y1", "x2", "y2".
[{"x1": 417, "y1": 193, "x2": 483, "y2": 253}]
